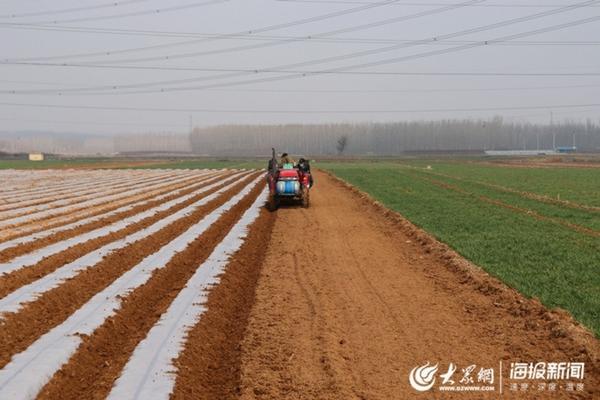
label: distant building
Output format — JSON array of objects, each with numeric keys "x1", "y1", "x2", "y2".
[
  {"x1": 484, "y1": 150, "x2": 556, "y2": 156},
  {"x1": 556, "y1": 146, "x2": 577, "y2": 153},
  {"x1": 28, "y1": 153, "x2": 44, "y2": 161}
]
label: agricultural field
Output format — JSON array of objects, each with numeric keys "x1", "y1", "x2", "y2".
[
  {"x1": 322, "y1": 160, "x2": 600, "y2": 336},
  {"x1": 0, "y1": 161, "x2": 598, "y2": 399},
  {"x1": 0, "y1": 168, "x2": 272, "y2": 399}
]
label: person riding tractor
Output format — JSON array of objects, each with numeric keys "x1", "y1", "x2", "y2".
[{"x1": 266, "y1": 149, "x2": 312, "y2": 210}]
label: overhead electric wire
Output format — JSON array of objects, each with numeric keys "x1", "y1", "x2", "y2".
[
  {"x1": 1, "y1": 0, "x2": 412, "y2": 63},
  {"x1": 0, "y1": 0, "x2": 150, "y2": 19},
  {"x1": 2, "y1": 80, "x2": 599, "y2": 94},
  {"x1": 2, "y1": 0, "x2": 483, "y2": 63},
  {"x1": 1, "y1": 22, "x2": 598, "y2": 47},
  {"x1": 3, "y1": 1, "x2": 598, "y2": 95},
  {"x1": 112, "y1": 11, "x2": 600, "y2": 95},
  {"x1": 188, "y1": 83, "x2": 600, "y2": 93},
  {"x1": 0, "y1": 117, "x2": 189, "y2": 129},
  {"x1": 276, "y1": 0, "x2": 600, "y2": 7},
  {"x1": 1, "y1": 101, "x2": 600, "y2": 114},
  {"x1": 1, "y1": 22, "x2": 600, "y2": 48},
  {"x1": 3, "y1": 64, "x2": 599, "y2": 76},
  {"x1": 1, "y1": 0, "x2": 231, "y2": 26}
]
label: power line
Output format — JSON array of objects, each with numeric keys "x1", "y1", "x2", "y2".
[
  {"x1": 2, "y1": 23, "x2": 599, "y2": 47},
  {"x1": 1, "y1": 0, "x2": 483, "y2": 63},
  {"x1": 128, "y1": 12, "x2": 600, "y2": 95},
  {"x1": 0, "y1": 0, "x2": 416, "y2": 63},
  {"x1": 0, "y1": 117, "x2": 189, "y2": 129},
  {"x1": 189, "y1": 83, "x2": 600, "y2": 93},
  {"x1": 1, "y1": 0, "x2": 231, "y2": 25},
  {"x1": 3, "y1": 3, "x2": 599, "y2": 95},
  {"x1": 3, "y1": 80, "x2": 599, "y2": 94},
  {"x1": 3, "y1": 64, "x2": 600, "y2": 77},
  {"x1": 276, "y1": 0, "x2": 600, "y2": 7},
  {"x1": 2, "y1": 67, "x2": 599, "y2": 97},
  {"x1": 1, "y1": 101, "x2": 600, "y2": 114},
  {"x1": 0, "y1": 0, "x2": 150, "y2": 19}
]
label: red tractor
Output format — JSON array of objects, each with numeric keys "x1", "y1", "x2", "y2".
[{"x1": 266, "y1": 149, "x2": 312, "y2": 210}]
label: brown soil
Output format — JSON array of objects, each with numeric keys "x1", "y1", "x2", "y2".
[
  {"x1": 1, "y1": 169, "x2": 598, "y2": 399},
  {"x1": 37, "y1": 177, "x2": 267, "y2": 400},
  {"x1": 0, "y1": 172, "x2": 230, "y2": 297},
  {"x1": 0, "y1": 171, "x2": 224, "y2": 263},
  {"x1": 0, "y1": 172, "x2": 218, "y2": 242},
  {"x1": 237, "y1": 170, "x2": 599, "y2": 399},
  {"x1": 0, "y1": 177, "x2": 127, "y2": 212},
  {"x1": 170, "y1": 206, "x2": 275, "y2": 400},
  {"x1": 0, "y1": 173, "x2": 260, "y2": 369},
  {"x1": 0, "y1": 171, "x2": 187, "y2": 229}
]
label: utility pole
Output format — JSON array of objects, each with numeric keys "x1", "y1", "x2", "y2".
[
  {"x1": 551, "y1": 111, "x2": 556, "y2": 150},
  {"x1": 189, "y1": 115, "x2": 193, "y2": 134}
]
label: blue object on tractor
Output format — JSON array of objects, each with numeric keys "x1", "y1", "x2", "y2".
[{"x1": 276, "y1": 180, "x2": 300, "y2": 196}]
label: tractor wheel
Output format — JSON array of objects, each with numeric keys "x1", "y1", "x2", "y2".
[
  {"x1": 267, "y1": 193, "x2": 279, "y2": 211},
  {"x1": 301, "y1": 188, "x2": 310, "y2": 208}
]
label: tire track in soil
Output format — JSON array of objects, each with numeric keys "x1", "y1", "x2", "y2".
[
  {"x1": 239, "y1": 170, "x2": 599, "y2": 400},
  {"x1": 0, "y1": 171, "x2": 223, "y2": 263},
  {"x1": 0, "y1": 172, "x2": 232, "y2": 298},
  {"x1": 0, "y1": 173, "x2": 261, "y2": 369},
  {"x1": 0, "y1": 172, "x2": 215, "y2": 242},
  {"x1": 36, "y1": 178, "x2": 267, "y2": 400}
]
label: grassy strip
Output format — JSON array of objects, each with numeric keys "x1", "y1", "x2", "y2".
[{"x1": 322, "y1": 162, "x2": 600, "y2": 336}]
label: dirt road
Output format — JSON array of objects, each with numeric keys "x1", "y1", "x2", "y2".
[{"x1": 238, "y1": 171, "x2": 599, "y2": 399}]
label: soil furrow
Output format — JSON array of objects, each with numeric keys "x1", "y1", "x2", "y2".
[
  {"x1": 0, "y1": 171, "x2": 198, "y2": 227},
  {"x1": 1, "y1": 171, "x2": 125, "y2": 202},
  {"x1": 0, "y1": 171, "x2": 222, "y2": 263},
  {"x1": 0, "y1": 170, "x2": 178, "y2": 210},
  {"x1": 0, "y1": 171, "x2": 217, "y2": 242},
  {"x1": 37, "y1": 178, "x2": 267, "y2": 400},
  {"x1": 0, "y1": 170, "x2": 178, "y2": 212},
  {"x1": 0, "y1": 173, "x2": 260, "y2": 368},
  {"x1": 0, "y1": 172, "x2": 241, "y2": 298},
  {"x1": 169, "y1": 205, "x2": 274, "y2": 400}
]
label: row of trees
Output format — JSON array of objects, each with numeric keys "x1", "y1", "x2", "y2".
[{"x1": 190, "y1": 118, "x2": 600, "y2": 156}]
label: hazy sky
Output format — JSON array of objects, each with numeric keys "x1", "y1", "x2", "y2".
[{"x1": 1, "y1": 0, "x2": 600, "y2": 135}]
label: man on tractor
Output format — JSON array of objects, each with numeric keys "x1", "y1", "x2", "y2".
[
  {"x1": 279, "y1": 152, "x2": 294, "y2": 167},
  {"x1": 266, "y1": 149, "x2": 311, "y2": 210}
]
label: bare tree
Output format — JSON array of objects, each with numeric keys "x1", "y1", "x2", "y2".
[{"x1": 336, "y1": 135, "x2": 349, "y2": 155}]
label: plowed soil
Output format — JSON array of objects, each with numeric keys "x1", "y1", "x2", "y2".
[
  {"x1": 1, "y1": 169, "x2": 598, "y2": 399},
  {"x1": 236, "y1": 170, "x2": 599, "y2": 399}
]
